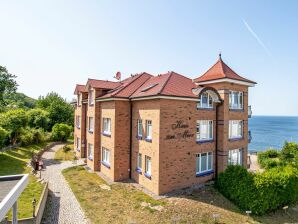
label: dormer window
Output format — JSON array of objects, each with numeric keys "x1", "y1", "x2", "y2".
[
  {"x1": 229, "y1": 91, "x2": 243, "y2": 110},
  {"x1": 197, "y1": 92, "x2": 213, "y2": 109},
  {"x1": 89, "y1": 89, "x2": 94, "y2": 105}
]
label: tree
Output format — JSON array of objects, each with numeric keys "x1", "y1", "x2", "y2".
[
  {"x1": 280, "y1": 141, "x2": 298, "y2": 167},
  {"x1": 36, "y1": 92, "x2": 74, "y2": 129},
  {"x1": 0, "y1": 127, "x2": 9, "y2": 148},
  {"x1": 27, "y1": 108, "x2": 49, "y2": 130},
  {"x1": 0, "y1": 66, "x2": 18, "y2": 108},
  {"x1": 51, "y1": 123, "x2": 72, "y2": 142},
  {"x1": 0, "y1": 109, "x2": 28, "y2": 144}
]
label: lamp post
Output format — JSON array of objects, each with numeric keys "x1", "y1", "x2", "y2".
[{"x1": 32, "y1": 198, "x2": 36, "y2": 217}]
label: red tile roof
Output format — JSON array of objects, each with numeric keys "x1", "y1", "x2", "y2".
[
  {"x1": 85, "y1": 79, "x2": 121, "y2": 90},
  {"x1": 74, "y1": 84, "x2": 87, "y2": 94},
  {"x1": 131, "y1": 72, "x2": 197, "y2": 99},
  {"x1": 194, "y1": 57, "x2": 256, "y2": 84},
  {"x1": 100, "y1": 73, "x2": 152, "y2": 98}
]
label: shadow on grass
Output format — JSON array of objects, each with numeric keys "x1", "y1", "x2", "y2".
[
  {"x1": 181, "y1": 185, "x2": 298, "y2": 224},
  {"x1": 0, "y1": 153, "x2": 26, "y2": 175},
  {"x1": 41, "y1": 189, "x2": 61, "y2": 224}
]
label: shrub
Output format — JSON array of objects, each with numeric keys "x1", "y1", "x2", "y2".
[
  {"x1": 27, "y1": 108, "x2": 49, "y2": 130},
  {"x1": 216, "y1": 165, "x2": 298, "y2": 215},
  {"x1": 18, "y1": 128, "x2": 48, "y2": 146},
  {"x1": 51, "y1": 123, "x2": 72, "y2": 142},
  {"x1": 280, "y1": 142, "x2": 298, "y2": 167},
  {"x1": 257, "y1": 149, "x2": 280, "y2": 169},
  {"x1": 0, "y1": 127, "x2": 9, "y2": 148}
]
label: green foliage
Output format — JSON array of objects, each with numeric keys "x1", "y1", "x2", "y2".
[
  {"x1": 37, "y1": 92, "x2": 74, "y2": 129},
  {"x1": 18, "y1": 128, "x2": 48, "y2": 146},
  {"x1": 3, "y1": 92, "x2": 36, "y2": 110},
  {"x1": 0, "y1": 66, "x2": 18, "y2": 108},
  {"x1": 0, "y1": 109, "x2": 28, "y2": 144},
  {"x1": 216, "y1": 165, "x2": 298, "y2": 215},
  {"x1": 0, "y1": 127, "x2": 9, "y2": 148},
  {"x1": 51, "y1": 123, "x2": 72, "y2": 142},
  {"x1": 258, "y1": 149, "x2": 280, "y2": 169},
  {"x1": 280, "y1": 142, "x2": 298, "y2": 167},
  {"x1": 27, "y1": 108, "x2": 49, "y2": 130}
]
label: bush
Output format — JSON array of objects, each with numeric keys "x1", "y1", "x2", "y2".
[
  {"x1": 18, "y1": 128, "x2": 48, "y2": 146},
  {"x1": 51, "y1": 123, "x2": 72, "y2": 142},
  {"x1": 216, "y1": 165, "x2": 298, "y2": 215},
  {"x1": 280, "y1": 142, "x2": 298, "y2": 167},
  {"x1": 257, "y1": 149, "x2": 280, "y2": 169},
  {"x1": 27, "y1": 108, "x2": 49, "y2": 130},
  {"x1": 0, "y1": 127, "x2": 9, "y2": 148}
]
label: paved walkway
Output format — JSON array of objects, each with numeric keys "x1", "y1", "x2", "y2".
[{"x1": 41, "y1": 144, "x2": 89, "y2": 224}]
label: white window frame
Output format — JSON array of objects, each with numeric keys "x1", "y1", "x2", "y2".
[
  {"x1": 146, "y1": 120, "x2": 152, "y2": 140},
  {"x1": 145, "y1": 156, "x2": 152, "y2": 176},
  {"x1": 103, "y1": 118, "x2": 111, "y2": 135},
  {"x1": 76, "y1": 115, "x2": 80, "y2": 128},
  {"x1": 77, "y1": 94, "x2": 81, "y2": 106},
  {"x1": 229, "y1": 120, "x2": 243, "y2": 139},
  {"x1": 102, "y1": 147, "x2": 110, "y2": 166},
  {"x1": 196, "y1": 152, "x2": 213, "y2": 175},
  {"x1": 196, "y1": 120, "x2": 213, "y2": 141},
  {"x1": 229, "y1": 91, "x2": 243, "y2": 109},
  {"x1": 228, "y1": 148, "x2": 243, "y2": 165},
  {"x1": 137, "y1": 119, "x2": 142, "y2": 137},
  {"x1": 89, "y1": 89, "x2": 94, "y2": 105},
  {"x1": 76, "y1": 137, "x2": 80, "y2": 151},
  {"x1": 137, "y1": 153, "x2": 142, "y2": 170},
  {"x1": 88, "y1": 117, "x2": 94, "y2": 132},
  {"x1": 197, "y1": 92, "x2": 213, "y2": 109},
  {"x1": 88, "y1": 143, "x2": 93, "y2": 160}
]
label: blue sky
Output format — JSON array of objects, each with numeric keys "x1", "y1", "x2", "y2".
[{"x1": 0, "y1": 1, "x2": 297, "y2": 116}]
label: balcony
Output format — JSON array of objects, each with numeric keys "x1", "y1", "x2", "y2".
[
  {"x1": 248, "y1": 105, "x2": 252, "y2": 118},
  {"x1": 248, "y1": 130, "x2": 252, "y2": 143}
]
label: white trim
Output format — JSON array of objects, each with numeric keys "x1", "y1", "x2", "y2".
[
  {"x1": 95, "y1": 97, "x2": 129, "y2": 102},
  {"x1": 0, "y1": 174, "x2": 29, "y2": 221},
  {"x1": 195, "y1": 78, "x2": 255, "y2": 87},
  {"x1": 131, "y1": 95, "x2": 199, "y2": 102}
]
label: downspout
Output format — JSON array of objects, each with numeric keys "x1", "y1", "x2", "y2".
[
  {"x1": 129, "y1": 101, "x2": 133, "y2": 179},
  {"x1": 215, "y1": 100, "x2": 223, "y2": 180}
]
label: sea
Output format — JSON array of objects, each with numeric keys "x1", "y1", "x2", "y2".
[{"x1": 248, "y1": 116, "x2": 298, "y2": 152}]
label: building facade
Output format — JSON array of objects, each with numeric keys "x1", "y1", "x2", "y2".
[{"x1": 73, "y1": 56, "x2": 256, "y2": 195}]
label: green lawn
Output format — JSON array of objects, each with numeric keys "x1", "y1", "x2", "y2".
[
  {"x1": 63, "y1": 166, "x2": 271, "y2": 224},
  {"x1": 0, "y1": 143, "x2": 49, "y2": 219},
  {"x1": 54, "y1": 144, "x2": 75, "y2": 161}
]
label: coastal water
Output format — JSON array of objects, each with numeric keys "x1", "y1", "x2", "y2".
[{"x1": 248, "y1": 116, "x2": 298, "y2": 152}]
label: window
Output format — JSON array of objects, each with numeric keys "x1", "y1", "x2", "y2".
[
  {"x1": 137, "y1": 153, "x2": 142, "y2": 170},
  {"x1": 76, "y1": 137, "x2": 80, "y2": 151},
  {"x1": 103, "y1": 118, "x2": 111, "y2": 135},
  {"x1": 76, "y1": 115, "x2": 80, "y2": 128},
  {"x1": 146, "y1": 120, "x2": 152, "y2": 140},
  {"x1": 196, "y1": 152, "x2": 213, "y2": 175},
  {"x1": 197, "y1": 92, "x2": 213, "y2": 109},
  {"x1": 77, "y1": 94, "x2": 81, "y2": 106},
  {"x1": 145, "y1": 156, "x2": 152, "y2": 177},
  {"x1": 196, "y1": 120, "x2": 213, "y2": 141},
  {"x1": 88, "y1": 117, "x2": 94, "y2": 132},
  {"x1": 88, "y1": 143, "x2": 93, "y2": 160},
  {"x1": 102, "y1": 147, "x2": 110, "y2": 167},
  {"x1": 137, "y1": 119, "x2": 142, "y2": 137},
  {"x1": 89, "y1": 89, "x2": 94, "y2": 105},
  {"x1": 229, "y1": 120, "x2": 243, "y2": 139},
  {"x1": 228, "y1": 149, "x2": 242, "y2": 165},
  {"x1": 229, "y1": 91, "x2": 243, "y2": 109}
]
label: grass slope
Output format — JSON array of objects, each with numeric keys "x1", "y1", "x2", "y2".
[
  {"x1": 54, "y1": 144, "x2": 75, "y2": 161},
  {"x1": 63, "y1": 166, "x2": 260, "y2": 224},
  {"x1": 0, "y1": 143, "x2": 48, "y2": 219}
]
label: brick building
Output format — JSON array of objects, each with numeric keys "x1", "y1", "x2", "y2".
[{"x1": 73, "y1": 55, "x2": 256, "y2": 195}]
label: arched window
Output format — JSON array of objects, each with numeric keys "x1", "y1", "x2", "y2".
[{"x1": 198, "y1": 92, "x2": 213, "y2": 109}]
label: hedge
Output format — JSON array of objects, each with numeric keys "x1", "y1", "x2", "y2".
[
  {"x1": 216, "y1": 165, "x2": 298, "y2": 215},
  {"x1": 257, "y1": 149, "x2": 280, "y2": 169}
]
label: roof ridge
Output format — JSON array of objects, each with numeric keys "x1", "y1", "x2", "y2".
[
  {"x1": 158, "y1": 72, "x2": 173, "y2": 95},
  {"x1": 88, "y1": 78, "x2": 119, "y2": 83},
  {"x1": 195, "y1": 59, "x2": 221, "y2": 81},
  {"x1": 128, "y1": 74, "x2": 152, "y2": 97},
  {"x1": 111, "y1": 73, "x2": 146, "y2": 97}
]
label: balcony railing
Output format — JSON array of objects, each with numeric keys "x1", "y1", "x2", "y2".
[
  {"x1": 248, "y1": 130, "x2": 252, "y2": 143},
  {"x1": 248, "y1": 105, "x2": 252, "y2": 118}
]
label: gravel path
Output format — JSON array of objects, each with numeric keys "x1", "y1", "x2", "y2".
[{"x1": 41, "y1": 144, "x2": 90, "y2": 224}]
